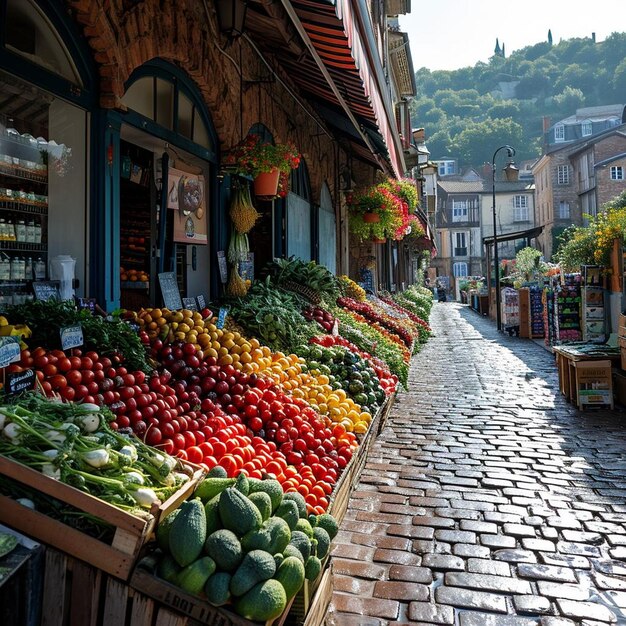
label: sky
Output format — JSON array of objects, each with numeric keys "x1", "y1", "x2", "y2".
[{"x1": 399, "y1": 0, "x2": 625, "y2": 72}]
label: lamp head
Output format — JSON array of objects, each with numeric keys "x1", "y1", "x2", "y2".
[{"x1": 506, "y1": 146, "x2": 515, "y2": 158}]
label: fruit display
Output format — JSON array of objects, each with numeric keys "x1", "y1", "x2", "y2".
[
  {"x1": 141, "y1": 472, "x2": 339, "y2": 622},
  {"x1": 338, "y1": 275, "x2": 366, "y2": 301}
]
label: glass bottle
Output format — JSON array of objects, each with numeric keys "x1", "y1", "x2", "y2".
[
  {"x1": 35, "y1": 257, "x2": 46, "y2": 280},
  {"x1": 24, "y1": 256, "x2": 33, "y2": 281},
  {"x1": 16, "y1": 219, "x2": 26, "y2": 243},
  {"x1": 34, "y1": 219, "x2": 42, "y2": 244}
]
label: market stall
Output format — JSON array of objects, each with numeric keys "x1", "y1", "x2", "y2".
[{"x1": 0, "y1": 263, "x2": 433, "y2": 626}]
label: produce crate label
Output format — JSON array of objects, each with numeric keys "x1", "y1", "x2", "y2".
[
  {"x1": 0, "y1": 336, "x2": 21, "y2": 368},
  {"x1": 6, "y1": 369, "x2": 36, "y2": 395},
  {"x1": 60, "y1": 325, "x2": 84, "y2": 350},
  {"x1": 216, "y1": 307, "x2": 229, "y2": 329},
  {"x1": 182, "y1": 297, "x2": 197, "y2": 311}
]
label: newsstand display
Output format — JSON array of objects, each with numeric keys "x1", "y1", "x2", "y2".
[{"x1": 0, "y1": 261, "x2": 433, "y2": 626}]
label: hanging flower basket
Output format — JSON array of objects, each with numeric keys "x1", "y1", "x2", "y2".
[
  {"x1": 363, "y1": 211, "x2": 381, "y2": 223},
  {"x1": 223, "y1": 134, "x2": 300, "y2": 199},
  {"x1": 253, "y1": 168, "x2": 280, "y2": 198},
  {"x1": 372, "y1": 237, "x2": 386, "y2": 244}
]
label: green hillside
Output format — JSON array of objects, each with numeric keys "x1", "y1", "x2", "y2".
[{"x1": 411, "y1": 32, "x2": 626, "y2": 169}]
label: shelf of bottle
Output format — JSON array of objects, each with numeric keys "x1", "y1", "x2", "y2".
[
  {"x1": 0, "y1": 166, "x2": 47, "y2": 185},
  {"x1": 0, "y1": 280, "x2": 34, "y2": 288},
  {"x1": 0, "y1": 242, "x2": 46, "y2": 252},
  {"x1": 0, "y1": 200, "x2": 48, "y2": 215}
]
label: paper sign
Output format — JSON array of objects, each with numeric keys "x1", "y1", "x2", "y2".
[
  {"x1": 0, "y1": 336, "x2": 21, "y2": 368},
  {"x1": 60, "y1": 325, "x2": 84, "y2": 350},
  {"x1": 6, "y1": 369, "x2": 36, "y2": 395},
  {"x1": 216, "y1": 307, "x2": 230, "y2": 330},
  {"x1": 196, "y1": 294, "x2": 207, "y2": 310},
  {"x1": 331, "y1": 320, "x2": 339, "y2": 336},
  {"x1": 182, "y1": 297, "x2": 198, "y2": 311}
]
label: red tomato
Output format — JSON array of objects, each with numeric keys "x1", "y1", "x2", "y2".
[
  {"x1": 57, "y1": 357, "x2": 72, "y2": 372},
  {"x1": 186, "y1": 446, "x2": 203, "y2": 464},
  {"x1": 172, "y1": 433, "x2": 186, "y2": 449},
  {"x1": 183, "y1": 431, "x2": 197, "y2": 448},
  {"x1": 116, "y1": 415, "x2": 131, "y2": 428},
  {"x1": 42, "y1": 363, "x2": 58, "y2": 378},
  {"x1": 59, "y1": 386, "x2": 75, "y2": 401},
  {"x1": 66, "y1": 370, "x2": 82, "y2": 386},
  {"x1": 81, "y1": 370, "x2": 95, "y2": 384},
  {"x1": 48, "y1": 374, "x2": 68, "y2": 390},
  {"x1": 33, "y1": 355, "x2": 49, "y2": 369},
  {"x1": 158, "y1": 438, "x2": 175, "y2": 455}
]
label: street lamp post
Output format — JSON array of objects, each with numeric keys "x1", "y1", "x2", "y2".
[{"x1": 491, "y1": 145, "x2": 517, "y2": 331}]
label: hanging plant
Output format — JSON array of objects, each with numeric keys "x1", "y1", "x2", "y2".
[{"x1": 348, "y1": 182, "x2": 404, "y2": 242}]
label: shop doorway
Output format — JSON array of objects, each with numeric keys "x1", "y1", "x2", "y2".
[{"x1": 118, "y1": 126, "x2": 210, "y2": 310}]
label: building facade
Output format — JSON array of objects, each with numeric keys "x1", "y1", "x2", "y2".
[{"x1": 0, "y1": 0, "x2": 423, "y2": 312}]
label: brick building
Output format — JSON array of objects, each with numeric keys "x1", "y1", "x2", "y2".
[{"x1": 0, "y1": 0, "x2": 422, "y2": 310}]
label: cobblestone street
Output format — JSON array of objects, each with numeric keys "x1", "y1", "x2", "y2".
[{"x1": 328, "y1": 302, "x2": 626, "y2": 625}]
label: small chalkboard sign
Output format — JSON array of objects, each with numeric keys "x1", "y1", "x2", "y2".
[
  {"x1": 6, "y1": 369, "x2": 36, "y2": 395},
  {"x1": 217, "y1": 251, "x2": 228, "y2": 284},
  {"x1": 60, "y1": 325, "x2": 84, "y2": 351},
  {"x1": 216, "y1": 306, "x2": 230, "y2": 330},
  {"x1": 33, "y1": 281, "x2": 61, "y2": 301},
  {"x1": 196, "y1": 294, "x2": 207, "y2": 310},
  {"x1": 0, "y1": 336, "x2": 21, "y2": 368},
  {"x1": 182, "y1": 297, "x2": 198, "y2": 311},
  {"x1": 77, "y1": 297, "x2": 96, "y2": 312},
  {"x1": 158, "y1": 272, "x2": 183, "y2": 311}
]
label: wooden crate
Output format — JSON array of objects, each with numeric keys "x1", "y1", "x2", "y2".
[
  {"x1": 0, "y1": 455, "x2": 203, "y2": 581},
  {"x1": 131, "y1": 567, "x2": 293, "y2": 626},
  {"x1": 39, "y1": 548, "x2": 194, "y2": 626}
]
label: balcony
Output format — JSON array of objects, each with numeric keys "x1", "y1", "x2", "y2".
[{"x1": 454, "y1": 247, "x2": 468, "y2": 257}]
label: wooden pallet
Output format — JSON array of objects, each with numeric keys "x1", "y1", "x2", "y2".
[
  {"x1": 0, "y1": 455, "x2": 203, "y2": 581},
  {"x1": 286, "y1": 559, "x2": 330, "y2": 626}
]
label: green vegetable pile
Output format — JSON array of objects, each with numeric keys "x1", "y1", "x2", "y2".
[
  {"x1": 0, "y1": 394, "x2": 190, "y2": 514},
  {"x1": 266, "y1": 257, "x2": 340, "y2": 304},
  {"x1": 228, "y1": 278, "x2": 318, "y2": 353},
  {"x1": 6, "y1": 300, "x2": 152, "y2": 373},
  {"x1": 144, "y1": 468, "x2": 337, "y2": 622}
]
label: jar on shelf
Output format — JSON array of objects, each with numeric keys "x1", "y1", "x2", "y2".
[
  {"x1": 0, "y1": 255, "x2": 10, "y2": 280},
  {"x1": 26, "y1": 219, "x2": 35, "y2": 244},
  {"x1": 34, "y1": 257, "x2": 46, "y2": 280},
  {"x1": 10, "y1": 256, "x2": 24, "y2": 280},
  {"x1": 34, "y1": 219, "x2": 42, "y2": 244},
  {"x1": 6, "y1": 217, "x2": 15, "y2": 241},
  {"x1": 24, "y1": 256, "x2": 33, "y2": 280}
]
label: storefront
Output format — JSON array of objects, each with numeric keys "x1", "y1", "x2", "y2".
[
  {"x1": 97, "y1": 59, "x2": 219, "y2": 311},
  {"x1": 0, "y1": 0, "x2": 97, "y2": 305}
]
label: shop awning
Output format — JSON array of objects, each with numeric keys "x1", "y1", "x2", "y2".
[
  {"x1": 482, "y1": 225, "x2": 543, "y2": 246},
  {"x1": 279, "y1": 0, "x2": 406, "y2": 176}
]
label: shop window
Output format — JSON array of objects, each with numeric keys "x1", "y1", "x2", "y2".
[
  {"x1": 5, "y1": 0, "x2": 81, "y2": 85},
  {"x1": 0, "y1": 69, "x2": 87, "y2": 304},
  {"x1": 178, "y1": 92, "x2": 194, "y2": 139}
]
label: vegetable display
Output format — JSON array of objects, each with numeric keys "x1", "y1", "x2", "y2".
[{"x1": 141, "y1": 472, "x2": 339, "y2": 622}]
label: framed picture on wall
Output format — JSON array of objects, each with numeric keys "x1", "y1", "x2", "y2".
[{"x1": 168, "y1": 167, "x2": 208, "y2": 245}]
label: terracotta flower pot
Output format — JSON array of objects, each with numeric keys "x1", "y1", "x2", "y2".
[
  {"x1": 372, "y1": 237, "x2": 386, "y2": 244},
  {"x1": 363, "y1": 211, "x2": 380, "y2": 223},
  {"x1": 253, "y1": 168, "x2": 280, "y2": 197}
]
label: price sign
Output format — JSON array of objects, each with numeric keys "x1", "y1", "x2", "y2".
[
  {"x1": 182, "y1": 297, "x2": 198, "y2": 311},
  {"x1": 33, "y1": 281, "x2": 61, "y2": 301},
  {"x1": 0, "y1": 336, "x2": 21, "y2": 368},
  {"x1": 77, "y1": 297, "x2": 96, "y2": 312},
  {"x1": 216, "y1": 307, "x2": 230, "y2": 330},
  {"x1": 60, "y1": 325, "x2": 84, "y2": 351},
  {"x1": 196, "y1": 294, "x2": 207, "y2": 310},
  {"x1": 6, "y1": 369, "x2": 36, "y2": 395},
  {"x1": 238, "y1": 253, "x2": 254, "y2": 282},
  {"x1": 217, "y1": 251, "x2": 228, "y2": 284},
  {"x1": 158, "y1": 272, "x2": 183, "y2": 311},
  {"x1": 331, "y1": 320, "x2": 339, "y2": 336}
]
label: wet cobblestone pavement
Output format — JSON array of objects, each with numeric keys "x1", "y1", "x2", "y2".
[{"x1": 327, "y1": 302, "x2": 626, "y2": 625}]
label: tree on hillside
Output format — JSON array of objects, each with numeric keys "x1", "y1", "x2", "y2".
[
  {"x1": 612, "y1": 59, "x2": 626, "y2": 97},
  {"x1": 451, "y1": 117, "x2": 525, "y2": 168},
  {"x1": 548, "y1": 29, "x2": 553, "y2": 46},
  {"x1": 487, "y1": 100, "x2": 521, "y2": 119},
  {"x1": 495, "y1": 38, "x2": 501, "y2": 56},
  {"x1": 553, "y1": 86, "x2": 585, "y2": 112}
]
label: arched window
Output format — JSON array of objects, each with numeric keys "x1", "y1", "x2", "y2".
[
  {"x1": 121, "y1": 60, "x2": 216, "y2": 157},
  {"x1": 5, "y1": 0, "x2": 81, "y2": 85}
]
